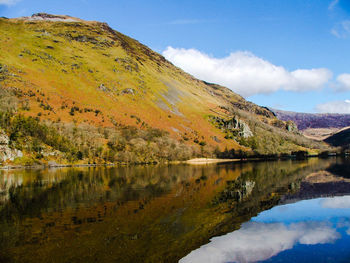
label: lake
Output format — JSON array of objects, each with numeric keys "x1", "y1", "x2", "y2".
[{"x1": 1, "y1": 158, "x2": 350, "y2": 262}]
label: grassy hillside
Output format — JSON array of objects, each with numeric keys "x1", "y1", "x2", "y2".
[{"x1": 0, "y1": 14, "x2": 329, "y2": 165}]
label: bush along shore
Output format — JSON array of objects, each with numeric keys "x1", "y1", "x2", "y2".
[
  {"x1": 0, "y1": 107, "x2": 339, "y2": 169},
  {"x1": 0, "y1": 87, "x2": 334, "y2": 168}
]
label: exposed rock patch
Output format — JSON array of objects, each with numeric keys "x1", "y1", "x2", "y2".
[
  {"x1": 19, "y1": 13, "x2": 79, "y2": 22},
  {"x1": 0, "y1": 131, "x2": 23, "y2": 163},
  {"x1": 115, "y1": 57, "x2": 139, "y2": 73},
  {"x1": 98, "y1": 84, "x2": 110, "y2": 92},
  {"x1": 286, "y1": 120, "x2": 298, "y2": 132},
  {"x1": 121, "y1": 88, "x2": 135, "y2": 95},
  {"x1": 210, "y1": 116, "x2": 253, "y2": 138},
  {"x1": 156, "y1": 80, "x2": 184, "y2": 117}
]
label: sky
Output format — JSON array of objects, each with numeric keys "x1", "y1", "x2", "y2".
[{"x1": 1, "y1": 0, "x2": 350, "y2": 113}]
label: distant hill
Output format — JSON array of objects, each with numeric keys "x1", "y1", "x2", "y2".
[
  {"x1": 0, "y1": 14, "x2": 329, "y2": 165},
  {"x1": 324, "y1": 127, "x2": 350, "y2": 147},
  {"x1": 270, "y1": 109, "x2": 350, "y2": 141},
  {"x1": 271, "y1": 109, "x2": 350, "y2": 130}
]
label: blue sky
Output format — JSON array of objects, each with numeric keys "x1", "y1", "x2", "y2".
[{"x1": 1, "y1": 0, "x2": 350, "y2": 113}]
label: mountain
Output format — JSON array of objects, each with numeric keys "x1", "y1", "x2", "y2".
[
  {"x1": 324, "y1": 127, "x2": 350, "y2": 147},
  {"x1": 0, "y1": 14, "x2": 328, "y2": 165},
  {"x1": 271, "y1": 108, "x2": 350, "y2": 141},
  {"x1": 271, "y1": 109, "x2": 350, "y2": 130}
]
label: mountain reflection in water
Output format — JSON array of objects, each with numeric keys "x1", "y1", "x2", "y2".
[
  {"x1": 181, "y1": 197, "x2": 350, "y2": 263},
  {"x1": 1, "y1": 158, "x2": 350, "y2": 263},
  {"x1": 181, "y1": 159, "x2": 350, "y2": 263}
]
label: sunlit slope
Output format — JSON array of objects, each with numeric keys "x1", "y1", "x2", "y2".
[{"x1": 0, "y1": 14, "x2": 326, "y2": 153}]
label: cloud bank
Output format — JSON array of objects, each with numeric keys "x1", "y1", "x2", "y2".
[
  {"x1": 331, "y1": 20, "x2": 350, "y2": 38},
  {"x1": 329, "y1": 0, "x2": 339, "y2": 10},
  {"x1": 321, "y1": 196, "x2": 350, "y2": 209},
  {"x1": 180, "y1": 221, "x2": 339, "y2": 263},
  {"x1": 163, "y1": 47, "x2": 332, "y2": 97},
  {"x1": 315, "y1": 100, "x2": 350, "y2": 113},
  {"x1": 333, "y1": 73, "x2": 350, "y2": 91}
]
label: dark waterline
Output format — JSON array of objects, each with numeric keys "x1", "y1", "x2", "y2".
[{"x1": 1, "y1": 158, "x2": 349, "y2": 262}]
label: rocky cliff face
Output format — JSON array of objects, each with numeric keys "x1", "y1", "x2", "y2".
[
  {"x1": 0, "y1": 131, "x2": 23, "y2": 163},
  {"x1": 209, "y1": 116, "x2": 253, "y2": 139}
]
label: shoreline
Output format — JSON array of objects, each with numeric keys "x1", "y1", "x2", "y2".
[
  {"x1": 0, "y1": 155, "x2": 341, "y2": 170},
  {"x1": 184, "y1": 158, "x2": 241, "y2": 165},
  {"x1": 0, "y1": 163, "x2": 118, "y2": 170}
]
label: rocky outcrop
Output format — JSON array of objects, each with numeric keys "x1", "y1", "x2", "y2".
[
  {"x1": 210, "y1": 116, "x2": 253, "y2": 138},
  {"x1": 121, "y1": 88, "x2": 135, "y2": 95},
  {"x1": 239, "y1": 121, "x2": 253, "y2": 138},
  {"x1": 114, "y1": 57, "x2": 139, "y2": 73},
  {"x1": 98, "y1": 84, "x2": 110, "y2": 92},
  {"x1": 286, "y1": 120, "x2": 298, "y2": 132},
  {"x1": 18, "y1": 13, "x2": 79, "y2": 22},
  {"x1": 0, "y1": 131, "x2": 23, "y2": 163}
]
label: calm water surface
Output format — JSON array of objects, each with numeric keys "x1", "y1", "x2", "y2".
[{"x1": 1, "y1": 158, "x2": 350, "y2": 262}]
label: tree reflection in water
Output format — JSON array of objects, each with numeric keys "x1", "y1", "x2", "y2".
[{"x1": 0, "y1": 158, "x2": 341, "y2": 263}]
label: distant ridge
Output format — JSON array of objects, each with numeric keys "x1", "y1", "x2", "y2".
[
  {"x1": 324, "y1": 127, "x2": 350, "y2": 147},
  {"x1": 270, "y1": 108, "x2": 350, "y2": 130}
]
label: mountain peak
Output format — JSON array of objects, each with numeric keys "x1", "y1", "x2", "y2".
[{"x1": 18, "y1": 13, "x2": 87, "y2": 23}]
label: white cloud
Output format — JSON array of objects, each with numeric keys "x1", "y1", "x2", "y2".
[
  {"x1": 346, "y1": 228, "x2": 350, "y2": 236},
  {"x1": 0, "y1": 0, "x2": 20, "y2": 5},
  {"x1": 169, "y1": 19, "x2": 205, "y2": 25},
  {"x1": 163, "y1": 47, "x2": 332, "y2": 97},
  {"x1": 329, "y1": 0, "x2": 339, "y2": 10},
  {"x1": 321, "y1": 196, "x2": 350, "y2": 209},
  {"x1": 331, "y1": 20, "x2": 350, "y2": 38},
  {"x1": 332, "y1": 73, "x2": 350, "y2": 91},
  {"x1": 315, "y1": 100, "x2": 350, "y2": 113},
  {"x1": 180, "y1": 221, "x2": 339, "y2": 263},
  {"x1": 336, "y1": 218, "x2": 350, "y2": 235}
]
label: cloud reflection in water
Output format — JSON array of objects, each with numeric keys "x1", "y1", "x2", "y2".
[
  {"x1": 180, "y1": 221, "x2": 339, "y2": 263},
  {"x1": 321, "y1": 196, "x2": 350, "y2": 209}
]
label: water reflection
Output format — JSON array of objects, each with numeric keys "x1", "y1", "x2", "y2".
[
  {"x1": 0, "y1": 158, "x2": 347, "y2": 262},
  {"x1": 182, "y1": 192, "x2": 350, "y2": 263},
  {"x1": 180, "y1": 221, "x2": 340, "y2": 263},
  {"x1": 322, "y1": 196, "x2": 350, "y2": 209}
]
